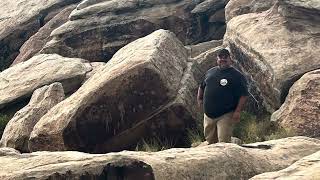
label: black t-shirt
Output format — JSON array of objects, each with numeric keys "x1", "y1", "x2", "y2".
[{"x1": 200, "y1": 66, "x2": 248, "y2": 118}]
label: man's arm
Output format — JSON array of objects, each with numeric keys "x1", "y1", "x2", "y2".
[
  {"x1": 232, "y1": 96, "x2": 248, "y2": 122},
  {"x1": 197, "y1": 86, "x2": 204, "y2": 108}
]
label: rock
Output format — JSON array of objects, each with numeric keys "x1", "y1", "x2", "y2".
[
  {"x1": 40, "y1": 0, "x2": 227, "y2": 62},
  {"x1": 0, "y1": 0, "x2": 81, "y2": 71},
  {"x1": 0, "y1": 147, "x2": 20, "y2": 156},
  {"x1": 251, "y1": 150, "x2": 320, "y2": 179},
  {"x1": 0, "y1": 150, "x2": 154, "y2": 179},
  {"x1": 209, "y1": 8, "x2": 226, "y2": 23},
  {"x1": 271, "y1": 69, "x2": 320, "y2": 138},
  {"x1": 0, "y1": 83, "x2": 65, "y2": 152},
  {"x1": 186, "y1": 39, "x2": 223, "y2": 58},
  {"x1": 191, "y1": 46, "x2": 221, "y2": 84},
  {"x1": 1, "y1": 137, "x2": 320, "y2": 179},
  {"x1": 11, "y1": 4, "x2": 78, "y2": 66},
  {"x1": 225, "y1": 0, "x2": 276, "y2": 22},
  {"x1": 224, "y1": 0, "x2": 320, "y2": 111},
  {"x1": 29, "y1": 30, "x2": 201, "y2": 153},
  {"x1": 0, "y1": 54, "x2": 92, "y2": 110},
  {"x1": 231, "y1": 137, "x2": 243, "y2": 145},
  {"x1": 83, "y1": 62, "x2": 106, "y2": 82}
]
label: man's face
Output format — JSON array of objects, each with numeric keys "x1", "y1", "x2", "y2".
[{"x1": 217, "y1": 55, "x2": 232, "y2": 69}]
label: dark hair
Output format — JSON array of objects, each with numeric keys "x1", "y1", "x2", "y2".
[{"x1": 217, "y1": 49, "x2": 230, "y2": 57}]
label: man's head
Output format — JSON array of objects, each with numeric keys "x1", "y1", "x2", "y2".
[{"x1": 217, "y1": 49, "x2": 232, "y2": 69}]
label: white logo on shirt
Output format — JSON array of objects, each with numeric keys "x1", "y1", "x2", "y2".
[{"x1": 220, "y1": 79, "x2": 228, "y2": 86}]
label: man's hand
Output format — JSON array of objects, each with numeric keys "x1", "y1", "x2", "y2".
[{"x1": 232, "y1": 111, "x2": 241, "y2": 123}]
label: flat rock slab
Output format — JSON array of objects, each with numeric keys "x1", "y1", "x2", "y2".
[
  {"x1": 1, "y1": 137, "x2": 320, "y2": 180},
  {"x1": 0, "y1": 0, "x2": 81, "y2": 70},
  {"x1": 0, "y1": 53, "x2": 92, "y2": 110},
  {"x1": 251, "y1": 150, "x2": 320, "y2": 179},
  {"x1": 11, "y1": 4, "x2": 78, "y2": 66}
]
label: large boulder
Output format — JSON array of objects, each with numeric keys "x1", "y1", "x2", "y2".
[
  {"x1": 0, "y1": 82, "x2": 65, "y2": 152},
  {"x1": 224, "y1": 0, "x2": 320, "y2": 111},
  {"x1": 271, "y1": 69, "x2": 320, "y2": 138},
  {"x1": 1, "y1": 137, "x2": 320, "y2": 179},
  {"x1": 11, "y1": 4, "x2": 78, "y2": 66},
  {"x1": 0, "y1": 0, "x2": 81, "y2": 71},
  {"x1": 251, "y1": 150, "x2": 320, "y2": 179},
  {"x1": 225, "y1": 0, "x2": 276, "y2": 22},
  {"x1": 0, "y1": 54, "x2": 92, "y2": 110},
  {"x1": 29, "y1": 30, "x2": 201, "y2": 153},
  {"x1": 40, "y1": 0, "x2": 228, "y2": 62}
]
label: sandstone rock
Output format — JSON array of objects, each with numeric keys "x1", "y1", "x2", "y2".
[
  {"x1": 209, "y1": 8, "x2": 226, "y2": 23},
  {"x1": 186, "y1": 39, "x2": 223, "y2": 58},
  {"x1": 0, "y1": 147, "x2": 20, "y2": 156},
  {"x1": 41, "y1": 0, "x2": 227, "y2": 62},
  {"x1": 224, "y1": 0, "x2": 320, "y2": 111},
  {"x1": 225, "y1": 0, "x2": 276, "y2": 22},
  {"x1": 0, "y1": 150, "x2": 154, "y2": 179},
  {"x1": 1, "y1": 137, "x2": 320, "y2": 179},
  {"x1": 251, "y1": 150, "x2": 320, "y2": 179},
  {"x1": 29, "y1": 30, "x2": 201, "y2": 153},
  {"x1": 191, "y1": 46, "x2": 221, "y2": 84},
  {"x1": 191, "y1": 0, "x2": 228, "y2": 14},
  {"x1": 271, "y1": 69, "x2": 320, "y2": 138},
  {"x1": 0, "y1": 0, "x2": 81, "y2": 71},
  {"x1": 0, "y1": 54, "x2": 92, "y2": 110},
  {"x1": 0, "y1": 83, "x2": 65, "y2": 152},
  {"x1": 84, "y1": 62, "x2": 106, "y2": 82},
  {"x1": 11, "y1": 5, "x2": 77, "y2": 66}
]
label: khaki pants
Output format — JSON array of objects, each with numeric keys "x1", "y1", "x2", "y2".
[{"x1": 203, "y1": 112, "x2": 234, "y2": 144}]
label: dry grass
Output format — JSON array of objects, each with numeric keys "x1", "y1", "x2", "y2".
[{"x1": 234, "y1": 112, "x2": 296, "y2": 143}]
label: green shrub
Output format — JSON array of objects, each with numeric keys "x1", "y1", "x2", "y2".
[{"x1": 0, "y1": 114, "x2": 10, "y2": 137}]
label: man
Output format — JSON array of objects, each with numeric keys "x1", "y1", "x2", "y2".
[{"x1": 197, "y1": 49, "x2": 248, "y2": 144}]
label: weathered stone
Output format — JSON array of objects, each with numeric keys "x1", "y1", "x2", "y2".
[
  {"x1": 190, "y1": 46, "x2": 221, "y2": 84},
  {"x1": 209, "y1": 8, "x2": 226, "y2": 23},
  {"x1": 11, "y1": 5, "x2": 77, "y2": 66},
  {"x1": 0, "y1": 0, "x2": 81, "y2": 71},
  {"x1": 251, "y1": 150, "x2": 320, "y2": 179},
  {"x1": 0, "y1": 150, "x2": 155, "y2": 179},
  {"x1": 225, "y1": 0, "x2": 276, "y2": 22},
  {"x1": 0, "y1": 54, "x2": 92, "y2": 110},
  {"x1": 29, "y1": 30, "x2": 200, "y2": 153},
  {"x1": 84, "y1": 62, "x2": 106, "y2": 82},
  {"x1": 271, "y1": 69, "x2": 320, "y2": 138},
  {"x1": 186, "y1": 39, "x2": 223, "y2": 58},
  {"x1": 0, "y1": 83, "x2": 65, "y2": 152},
  {"x1": 0, "y1": 147, "x2": 20, "y2": 156},
  {"x1": 40, "y1": 0, "x2": 227, "y2": 62},
  {"x1": 191, "y1": 0, "x2": 228, "y2": 14},
  {"x1": 1, "y1": 137, "x2": 320, "y2": 179},
  {"x1": 224, "y1": 0, "x2": 320, "y2": 111}
]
